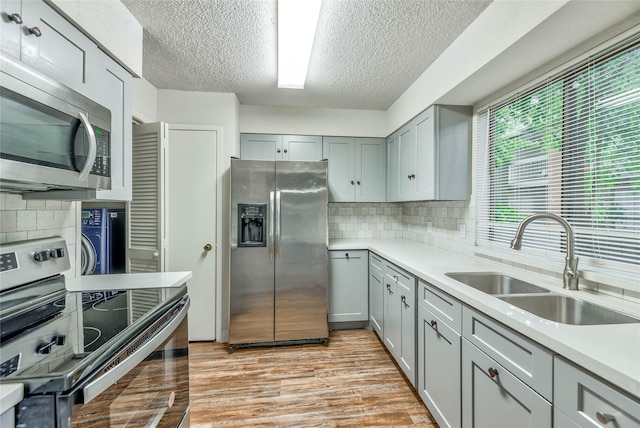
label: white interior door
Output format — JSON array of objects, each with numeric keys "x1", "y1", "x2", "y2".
[{"x1": 167, "y1": 125, "x2": 218, "y2": 341}]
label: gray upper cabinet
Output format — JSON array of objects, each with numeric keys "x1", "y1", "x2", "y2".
[
  {"x1": 240, "y1": 134, "x2": 322, "y2": 161},
  {"x1": 386, "y1": 133, "x2": 398, "y2": 202},
  {"x1": 322, "y1": 136, "x2": 386, "y2": 202},
  {"x1": 395, "y1": 105, "x2": 472, "y2": 201},
  {"x1": 89, "y1": 49, "x2": 133, "y2": 201},
  {"x1": 1, "y1": 0, "x2": 95, "y2": 95}
]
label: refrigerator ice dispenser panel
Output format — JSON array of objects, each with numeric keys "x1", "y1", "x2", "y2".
[{"x1": 238, "y1": 203, "x2": 267, "y2": 247}]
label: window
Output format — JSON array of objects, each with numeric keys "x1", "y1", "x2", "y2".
[{"x1": 477, "y1": 36, "x2": 640, "y2": 269}]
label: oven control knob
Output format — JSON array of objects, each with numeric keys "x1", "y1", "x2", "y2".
[
  {"x1": 34, "y1": 250, "x2": 51, "y2": 262},
  {"x1": 49, "y1": 248, "x2": 65, "y2": 259}
]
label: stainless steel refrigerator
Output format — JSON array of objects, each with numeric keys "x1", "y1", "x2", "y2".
[{"x1": 229, "y1": 158, "x2": 329, "y2": 348}]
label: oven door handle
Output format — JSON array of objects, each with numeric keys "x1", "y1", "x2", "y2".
[{"x1": 82, "y1": 297, "x2": 190, "y2": 404}]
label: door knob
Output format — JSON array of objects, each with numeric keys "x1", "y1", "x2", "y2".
[{"x1": 204, "y1": 243, "x2": 213, "y2": 252}]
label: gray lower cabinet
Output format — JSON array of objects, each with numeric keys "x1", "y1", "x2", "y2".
[
  {"x1": 462, "y1": 306, "x2": 552, "y2": 428},
  {"x1": 369, "y1": 252, "x2": 385, "y2": 339},
  {"x1": 384, "y1": 262, "x2": 416, "y2": 387},
  {"x1": 462, "y1": 339, "x2": 552, "y2": 428},
  {"x1": 554, "y1": 356, "x2": 640, "y2": 428},
  {"x1": 417, "y1": 281, "x2": 462, "y2": 428},
  {"x1": 328, "y1": 250, "x2": 368, "y2": 323}
]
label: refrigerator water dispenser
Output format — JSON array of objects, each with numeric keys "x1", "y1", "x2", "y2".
[{"x1": 238, "y1": 203, "x2": 266, "y2": 247}]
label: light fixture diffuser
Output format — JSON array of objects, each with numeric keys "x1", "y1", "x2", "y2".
[{"x1": 277, "y1": 0, "x2": 322, "y2": 89}]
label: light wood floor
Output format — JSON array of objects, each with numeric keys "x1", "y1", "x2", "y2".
[{"x1": 188, "y1": 329, "x2": 439, "y2": 427}]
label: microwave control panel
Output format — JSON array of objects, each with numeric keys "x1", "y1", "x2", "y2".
[{"x1": 90, "y1": 127, "x2": 111, "y2": 177}]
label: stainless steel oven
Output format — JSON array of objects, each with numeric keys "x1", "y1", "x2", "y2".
[
  {"x1": 0, "y1": 53, "x2": 111, "y2": 193},
  {"x1": 0, "y1": 237, "x2": 190, "y2": 428}
]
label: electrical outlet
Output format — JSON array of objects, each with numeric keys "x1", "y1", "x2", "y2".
[{"x1": 459, "y1": 223, "x2": 466, "y2": 238}]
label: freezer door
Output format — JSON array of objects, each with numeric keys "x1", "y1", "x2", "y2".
[
  {"x1": 274, "y1": 161, "x2": 329, "y2": 341},
  {"x1": 229, "y1": 159, "x2": 275, "y2": 345}
]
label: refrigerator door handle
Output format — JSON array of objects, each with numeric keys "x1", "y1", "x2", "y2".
[
  {"x1": 269, "y1": 190, "x2": 275, "y2": 259},
  {"x1": 275, "y1": 190, "x2": 281, "y2": 258}
]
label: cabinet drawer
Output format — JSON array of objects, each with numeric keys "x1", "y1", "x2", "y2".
[
  {"x1": 462, "y1": 339, "x2": 552, "y2": 428},
  {"x1": 386, "y1": 263, "x2": 415, "y2": 296},
  {"x1": 462, "y1": 307, "x2": 553, "y2": 401},
  {"x1": 419, "y1": 280, "x2": 461, "y2": 333},
  {"x1": 369, "y1": 252, "x2": 384, "y2": 272},
  {"x1": 554, "y1": 356, "x2": 640, "y2": 428}
]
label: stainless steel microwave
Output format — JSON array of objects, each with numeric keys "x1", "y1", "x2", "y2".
[{"x1": 0, "y1": 53, "x2": 111, "y2": 193}]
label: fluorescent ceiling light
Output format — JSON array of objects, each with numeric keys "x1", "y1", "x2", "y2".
[{"x1": 277, "y1": 0, "x2": 322, "y2": 89}]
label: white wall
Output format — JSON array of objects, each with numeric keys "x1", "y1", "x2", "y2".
[
  {"x1": 132, "y1": 77, "x2": 158, "y2": 123},
  {"x1": 240, "y1": 105, "x2": 388, "y2": 137}
]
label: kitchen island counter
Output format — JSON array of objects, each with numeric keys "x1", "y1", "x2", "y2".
[
  {"x1": 329, "y1": 238, "x2": 640, "y2": 399},
  {"x1": 65, "y1": 271, "x2": 192, "y2": 291}
]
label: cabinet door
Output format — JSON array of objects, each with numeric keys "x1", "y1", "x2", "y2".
[
  {"x1": 1, "y1": 1, "x2": 22, "y2": 58},
  {"x1": 554, "y1": 356, "x2": 640, "y2": 428},
  {"x1": 462, "y1": 339, "x2": 552, "y2": 428},
  {"x1": 92, "y1": 50, "x2": 132, "y2": 201},
  {"x1": 328, "y1": 250, "x2": 368, "y2": 322},
  {"x1": 397, "y1": 121, "x2": 416, "y2": 200},
  {"x1": 369, "y1": 254, "x2": 385, "y2": 339},
  {"x1": 383, "y1": 278, "x2": 401, "y2": 357},
  {"x1": 282, "y1": 135, "x2": 322, "y2": 160},
  {"x1": 322, "y1": 137, "x2": 355, "y2": 202},
  {"x1": 355, "y1": 138, "x2": 386, "y2": 202},
  {"x1": 20, "y1": 0, "x2": 95, "y2": 95},
  {"x1": 414, "y1": 107, "x2": 436, "y2": 200},
  {"x1": 240, "y1": 134, "x2": 282, "y2": 160},
  {"x1": 398, "y1": 279, "x2": 416, "y2": 386},
  {"x1": 386, "y1": 133, "x2": 398, "y2": 202},
  {"x1": 418, "y1": 305, "x2": 461, "y2": 428}
]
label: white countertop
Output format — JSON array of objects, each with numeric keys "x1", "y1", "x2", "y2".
[
  {"x1": 329, "y1": 238, "x2": 640, "y2": 398},
  {"x1": 0, "y1": 383, "x2": 23, "y2": 414},
  {"x1": 65, "y1": 271, "x2": 192, "y2": 291}
]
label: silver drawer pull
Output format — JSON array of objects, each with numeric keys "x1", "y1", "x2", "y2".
[
  {"x1": 430, "y1": 320, "x2": 437, "y2": 330},
  {"x1": 28, "y1": 26, "x2": 42, "y2": 37},
  {"x1": 8, "y1": 13, "x2": 23, "y2": 24},
  {"x1": 596, "y1": 412, "x2": 615, "y2": 425},
  {"x1": 488, "y1": 367, "x2": 498, "y2": 378}
]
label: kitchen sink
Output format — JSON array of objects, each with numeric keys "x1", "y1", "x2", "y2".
[
  {"x1": 498, "y1": 295, "x2": 640, "y2": 325},
  {"x1": 445, "y1": 272, "x2": 550, "y2": 295}
]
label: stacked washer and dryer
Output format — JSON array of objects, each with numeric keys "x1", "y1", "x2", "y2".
[{"x1": 80, "y1": 208, "x2": 126, "y2": 275}]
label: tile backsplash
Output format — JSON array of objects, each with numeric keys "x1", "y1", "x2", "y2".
[
  {"x1": 328, "y1": 203, "x2": 403, "y2": 239},
  {"x1": 0, "y1": 193, "x2": 78, "y2": 277}
]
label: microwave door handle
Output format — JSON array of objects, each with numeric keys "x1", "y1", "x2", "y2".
[
  {"x1": 82, "y1": 298, "x2": 190, "y2": 404},
  {"x1": 77, "y1": 111, "x2": 97, "y2": 182}
]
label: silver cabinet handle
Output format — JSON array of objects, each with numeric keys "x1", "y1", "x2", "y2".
[
  {"x1": 430, "y1": 320, "x2": 437, "y2": 330},
  {"x1": 269, "y1": 191, "x2": 275, "y2": 259},
  {"x1": 596, "y1": 412, "x2": 615, "y2": 425},
  {"x1": 386, "y1": 284, "x2": 393, "y2": 294},
  {"x1": 77, "y1": 111, "x2": 97, "y2": 181},
  {"x1": 28, "y1": 26, "x2": 42, "y2": 37},
  {"x1": 8, "y1": 13, "x2": 23, "y2": 24},
  {"x1": 357, "y1": 180, "x2": 361, "y2": 185},
  {"x1": 350, "y1": 180, "x2": 355, "y2": 185},
  {"x1": 488, "y1": 367, "x2": 498, "y2": 378}
]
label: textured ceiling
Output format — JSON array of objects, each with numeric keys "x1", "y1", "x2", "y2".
[{"x1": 121, "y1": 0, "x2": 492, "y2": 110}]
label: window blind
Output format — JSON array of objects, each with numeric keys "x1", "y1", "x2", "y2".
[{"x1": 477, "y1": 36, "x2": 640, "y2": 269}]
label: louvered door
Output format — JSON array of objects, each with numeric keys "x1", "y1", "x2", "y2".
[{"x1": 128, "y1": 122, "x2": 167, "y2": 273}]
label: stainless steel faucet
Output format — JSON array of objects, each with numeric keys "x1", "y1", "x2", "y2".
[{"x1": 510, "y1": 213, "x2": 580, "y2": 290}]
